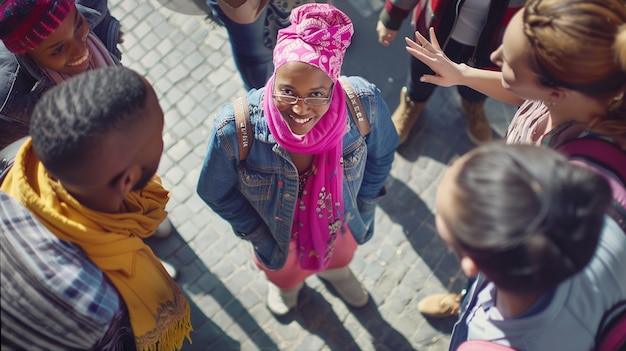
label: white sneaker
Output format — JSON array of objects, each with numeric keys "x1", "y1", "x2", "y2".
[
  {"x1": 266, "y1": 282, "x2": 303, "y2": 316},
  {"x1": 160, "y1": 259, "x2": 178, "y2": 279},
  {"x1": 318, "y1": 267, "x2": 368, "y2": 307}
]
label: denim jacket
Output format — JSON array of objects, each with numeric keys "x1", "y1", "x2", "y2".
[
  {"x1": 197, "y1": 76, "x2": 399, "y2": 269},
  {"x1": 0, "y1": 0, "x2": 121, "y2": 149}
]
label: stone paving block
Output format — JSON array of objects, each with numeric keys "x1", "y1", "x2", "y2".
[
  {"x1": 147, "y1": 19, "x2": 169, "y2": 39},
  {"x1": 117, "y1": 0, "x2": 138, "y2": 12},
  {"x1": 183, "y1": 51, "x2": 206, "y2": 72},
  {"x1": 211, "y1": 257, "x2": 239, "y2": 280},
  {"x1": 434, "y1": 250, "x2": 462, "y2": 282},
  {"x1": 139, "y1": 50, "x2": 162, "y2": 68},
  {"x1": 142, "y1": 31, "x2": 162, "y2": 52},
  {"x1": 132, "y1": 20, "x2": 153, "y2": 39},
  {"x1": 156, "y1": 37, "x2": 176, "y2": 57},
  {"x1": 166, "y1": 64, "x2": 192, "y2": 84},
  {"x1": 176, "y1": 258, "x2": 205, "y2": 284},
  {"x1": 167, "y1": 184, "x2": 193, "y2": 208},
  {"x1": 125, "y1": 45, "x2": 147, "y2": 65},
  {"x1": 168, "y1": 138, "x2": 193, "y2": 160},
  {"x1": 179, "y1": 153, "x2": 203, "y2": 178},
  {"x1": 170, "y1": 117, "x2": 193, "y2": 138},
  {"x1": 147, "y1": 64, "x2": 168, "y2": 82},
  {"x1": 206, "y1": 66, "x2": 234, "y2": 88},
  {"x1": 164, "y1": 163, "x2": 186, "y2": 185},
  {"x1": 297, "y1": 334, "x2": 325, "y2": 351}
]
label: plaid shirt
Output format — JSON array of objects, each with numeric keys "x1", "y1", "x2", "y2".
[{"x1": 0, "y1": 190, "x2": 134, "y2": 351}]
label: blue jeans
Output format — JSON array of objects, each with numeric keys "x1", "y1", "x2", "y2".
[{"x1": 207, "y1": 1, "x2": 274, "y2": 90}]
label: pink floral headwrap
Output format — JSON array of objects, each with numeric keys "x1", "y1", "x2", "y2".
[
  {"x1": 262, "y1": 3, "x2": 354, "y2": 270},
  {"x1": 272, "y1": 3, "x2": 353, "y2": 82}
]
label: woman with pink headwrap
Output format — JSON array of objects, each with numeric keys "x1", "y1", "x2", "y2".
[{"x1": 197, "y1": 3, "x2": 399, "y2": 316}]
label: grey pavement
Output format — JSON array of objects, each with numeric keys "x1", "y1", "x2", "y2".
[{"x1": 108, "y1": 1, "x2": 518, "y2": 350}]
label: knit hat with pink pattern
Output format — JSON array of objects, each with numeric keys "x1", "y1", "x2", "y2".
[{"x1": 0, "y1": 0, "x2": 75, "y2": 54}]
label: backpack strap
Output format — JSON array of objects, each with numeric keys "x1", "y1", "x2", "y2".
[
  {"x1": 339, "y1": 76, "x2": 370, "y2": 137},
  {"x1": 558, "y1": 137, "x2": 626, "y2": 181},
  {"x1": 558, "y1": 137, "x2": 626, "y2": 231},
  {"x1": 595, "y1": 300, "x2": 626, "y2": 351},
  {"x1": 234, "y1": 96, "x2": 252, "y2": 162}
]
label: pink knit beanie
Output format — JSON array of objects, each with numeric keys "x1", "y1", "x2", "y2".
[
  {"x1": 272, "y1": 3, "x2": 353, "y2": 82},
  {"x1": 0, "y1": 0, "x2": 74, "y2": 54}
]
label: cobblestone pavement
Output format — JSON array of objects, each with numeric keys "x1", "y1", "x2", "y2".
[{"x1": 108, "y1": 1, "x2": 517, "y2": 350}]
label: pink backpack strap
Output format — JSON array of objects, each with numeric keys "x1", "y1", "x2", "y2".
[
  {"x1": 558, "y1": 137, "x2": 626, "y2": 230},
  {"x1": 558, "y1": 137, "x2": 626, "y2": 181},
  {"x1": 595, "y1": 301, "x2": 626, "y2": 351},
  {"x1": 458, "y1": 340, "x2": 518, "y2": 351}
]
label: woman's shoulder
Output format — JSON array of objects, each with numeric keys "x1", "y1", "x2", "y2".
[
  {"x1": 341, "y1": 76, "x2": 379, "y2": 97},
  {"x1": 0, "y1": 47, "x2": 42, "y2": 120},
  {"x1": 0, "y1": 45, "x2": 19, "y2": 78},
  {"x1": 0, "y1": 46, "x2": 19, "y2": 96}
]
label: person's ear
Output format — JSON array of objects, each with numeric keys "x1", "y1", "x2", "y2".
[
  {"x1": 549, "y1": 87, "x2": 571, "y2": 103},
  {"x1": 460, "y1": 256, "x2": 479, "y2": 277},
  {"x1": 112, "y1": 164, "x2": 141, "y2": 197}
]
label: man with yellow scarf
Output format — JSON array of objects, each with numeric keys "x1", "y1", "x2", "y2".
[{"x1": 0, "y1": 66, "x2": 192, "y2": 351}]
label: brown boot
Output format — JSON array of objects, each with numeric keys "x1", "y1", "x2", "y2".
[
  {"x1": 417, "y1": 292, "x2": 462, "y2": 318},
  {"x1": 392, "y1": 87, "x2": 426, "y2": 145},
  {"x1": 461, "y1": 98, "x2": 493, "y2": 144}
]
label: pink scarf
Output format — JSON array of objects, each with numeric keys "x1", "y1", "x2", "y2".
[
  {"x1": 43, "y1": 33, "x2": 116, "y2": 84},
  {"x1": 263, "y1": 74, "x2": 348, "y2": 270}
]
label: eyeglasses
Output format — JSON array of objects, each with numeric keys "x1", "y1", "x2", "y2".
[{"x1": 272, "y1": 84, "x2": 334, "y2": 106}]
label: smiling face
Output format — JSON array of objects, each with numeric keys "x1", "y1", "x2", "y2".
[
  {"x1": 489, "y1": 10, "x2": 551, "y2": 101},
  {"x1": 26, "y1": 5, "x2": 91, "y2": 75},
  {"x1": 273, "y1": 62, "x2": 334, "y2": 135}
]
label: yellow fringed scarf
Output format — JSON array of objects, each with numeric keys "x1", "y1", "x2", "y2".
[{"x1": 1, "y1": 140, "x2": 192, "y2": 351}]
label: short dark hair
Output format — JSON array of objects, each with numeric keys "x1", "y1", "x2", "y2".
[
  {"x1": 30, "y1": 66, "x2": 147, "y2": 177},
  {"x1": 446, "y1": 143, "x2": 611, "y2": 294}
]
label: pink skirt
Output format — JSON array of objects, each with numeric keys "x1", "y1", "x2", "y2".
[{"x1": 254, "y1": 225, "x2": 358, "y2": 289}]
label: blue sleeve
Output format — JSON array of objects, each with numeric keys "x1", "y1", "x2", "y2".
[
  {"x1": 345, "y1": 77, "x2": 398, "y2": 243},
  {"x1": 196, "y1": 113, "x2": 264, "y2": 236},
  {"x1": 359, "y1": 80, "x2": 399, "y2": 200}
]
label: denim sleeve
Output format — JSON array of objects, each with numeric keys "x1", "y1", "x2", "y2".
[
  {"x1": 359, "y1": 80, "x2": 399, "y2": 200},
  {"x1": 196, "y1": 119, "x2": 265, "y2": 237},
  {"x1": 347, "y1": 77, "x2": 398, "y2": 243}
]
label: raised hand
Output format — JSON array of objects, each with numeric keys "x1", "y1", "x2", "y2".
[{"x1": 404, "y1": 27, "x2": 466, "y2": 87}]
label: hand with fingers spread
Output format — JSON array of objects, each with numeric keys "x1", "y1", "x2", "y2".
[
  {"x1": 376, "y1": 21, "x2": 398, "y2": 47},
  {"x1": 404, "y1": 28, "x2": 466, "y2": 87}
]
